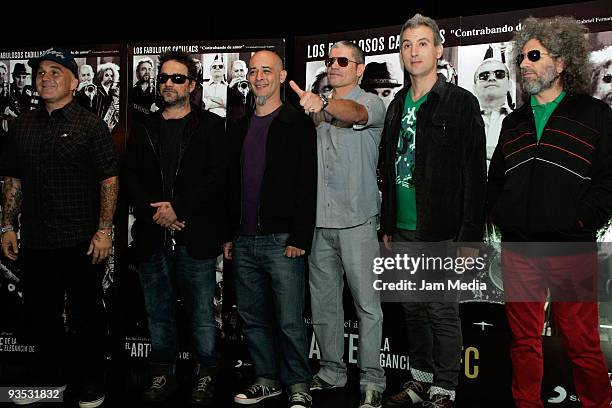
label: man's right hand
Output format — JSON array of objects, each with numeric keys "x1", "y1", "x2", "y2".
[
  {"x1": 1, "y1": 231, "x2": 18, "y2": 260},
  {"x1": 382, "y1": 234, "x2": 393, "y2": 251}
]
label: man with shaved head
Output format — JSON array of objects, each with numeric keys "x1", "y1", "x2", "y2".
[{"x1": 224, "y1": 50, "x2": 317, "y2": 408}]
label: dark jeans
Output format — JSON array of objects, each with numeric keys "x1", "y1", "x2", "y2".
[
  {"x1": 393, "y1": 230, "x2": 461, "y2": 393},
  {"x1": 20, "y1": 243, "x2": 106, "y2": 387},
  {"x1": 139, "y1": 246, "x2": 219, "y2": 369},
  {"x1": 233, "y1": 233, "x2": 311, "y2": 393}
]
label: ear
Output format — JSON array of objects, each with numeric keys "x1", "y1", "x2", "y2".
[
  {"x1": 280, "y1": 69, "x2": 287, "y2": 83},
  {"x1": 436, "y1": 44, "x2": 444, "y2": 60},
  {"x1": 555, "y1": 56, "x2": 565, "y2": 75},
  {"x1": 70, "y1": 76, "x2": 79, "y2": 92},
  {"x1": 356, "y1": 63, "x2": 365, "y2": 78},
  {"x1": 189, "y1": 79, "x2": 196, "y2": 93}
]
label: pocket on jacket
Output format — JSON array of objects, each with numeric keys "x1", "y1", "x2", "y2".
[{"x1": 431, "y1": 114, "x2": 458, "y2": 146}]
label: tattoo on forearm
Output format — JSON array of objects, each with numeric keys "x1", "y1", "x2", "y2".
[
  {"x1": 99, "y1": 177, "x2": 118, "y2": 229},
  {"x1": 2, "y1": 177, "x2": 22, "y2": 227}
]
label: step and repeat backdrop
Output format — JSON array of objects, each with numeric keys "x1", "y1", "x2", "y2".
[{"x1": 1, "y1": 1, "x2": 612, "y2": 405}]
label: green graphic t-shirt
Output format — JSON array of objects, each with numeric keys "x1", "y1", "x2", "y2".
[{"x1": 396, "y1": 89, "x2": 428, "y2": 230}]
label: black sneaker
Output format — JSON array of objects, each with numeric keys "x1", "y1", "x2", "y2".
[
  {"x1": 422, "y1": 394, "x2": 454, "y2": 408},
  {"x1": 11, "y1": 384, "x2": 67, "y2": 405},
  {"x1": 79, "y1": 384, "x2": 105, "y2": 408},
  {"x1": 288, "y1": 391, "x2": 312, "y2": 408},
  {"x1": 190, "y1": 375, "x2": 215, "y2": 406},
  {"x1": 309, "y1": 375, "x2": 342, "y2": 391},
  {"x1": 384, "y1": 380, "x2": 430, "y2": 407},
  {"x1": 234, "y1": 383, "x2": 282, "y2": 404},
  {"x1": 359, "y1": 390, "x2": 382, "y2": 408},
  {"x1": 142, "y1": 374, "x2": 178, "y2": 403}
]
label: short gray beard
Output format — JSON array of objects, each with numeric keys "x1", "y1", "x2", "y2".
[
  {"x1": 255, "y1": 95, "x2": 268, "y2": 106},
  {"x1": 521, "y1": 64, "x2": 558, "y2": 95},
  {"x1": 164, "y1": 93, "x2": 190, "y2": 108}
]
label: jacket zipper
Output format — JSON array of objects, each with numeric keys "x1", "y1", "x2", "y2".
[{"x1": 144, "y1": 126, "x2": 169, "y2": 249}]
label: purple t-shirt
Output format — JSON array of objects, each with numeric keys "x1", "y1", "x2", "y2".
[{"x1": 240, "y1": 106, "x2": 281, "y2": 235}]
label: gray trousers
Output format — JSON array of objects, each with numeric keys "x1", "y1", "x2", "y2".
[{"x1": 309, "y1": 216, "x2": 386, "y2": 392}]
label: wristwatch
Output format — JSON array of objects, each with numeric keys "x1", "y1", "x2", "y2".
[
  {"x1": 319, "y1": 94, "x2": 330, "y2": 110},
  {"x1": 1, "y1": 225, "x2": 14, "y2": 234}
]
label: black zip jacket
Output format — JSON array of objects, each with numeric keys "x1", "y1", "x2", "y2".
[
  {"x1": 487, "y1": 93, "x2": 612, "y2": 242},
  {"x1": 123, "y1": 107, "x2": 227, "y2": 259},
  {"x1": 379, "y1": 74, "x2": 487, "y2": 242},
  {"x1": 226, "y1": 103, "x2": 317, "y2": 253}
]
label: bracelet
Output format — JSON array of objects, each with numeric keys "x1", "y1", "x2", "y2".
[{"x1": 97, "y1": 229, "x2": 113, "y2": 239}]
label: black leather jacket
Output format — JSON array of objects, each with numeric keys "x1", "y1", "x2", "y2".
[{"x1": 379, "y1": 74, "x2": 486, "y2": 242}]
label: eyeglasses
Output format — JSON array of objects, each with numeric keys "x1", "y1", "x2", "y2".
[
  {"x1": 211, "y1": 64, "x2": 224, "y2": 69},
  {"x1": 515, "y1": 50, "x2": 552, "y2": 65},
  {"x1": 157, "y1": 73, "x2": 191, "y2": 84},
  {"x1": 477, "y1": 70, "x2": 507, "y2": 81},
  {"x1": 325, "y1": 57, "x2": 360, "y2": 68},
  {"x1": 602, "y1": 74, "x2": 612, "y2": 84}
]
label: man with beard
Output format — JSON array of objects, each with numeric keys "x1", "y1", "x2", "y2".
[
  {"x1": 473, "y1": 58, "x2": 513, "y2": 164},
  {"x1": 90, "y1": 62, "x2": 119, "y2": 130},
  {"x1": 590, "y1": 45, "x2": 612, "y2": 107},
  {"x1": 131, "y1": 57, "x2": 157, "y2": 123},
  {"x1": 123, "y1": 50, "x2": 226, "y2": 406},
  {"x1": 225, "y1": 50, "x2": 316, "y2": 408},
  {"x1": 487, "y1": 17, "x2": 612, "y2": 407}
]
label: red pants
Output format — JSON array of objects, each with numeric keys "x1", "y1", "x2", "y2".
[{"x1": 503, "y1": 249, "x2": 612, "y2": 408}]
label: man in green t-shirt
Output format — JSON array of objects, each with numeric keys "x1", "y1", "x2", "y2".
[{"x1": 379, "y1": 14, "x2": 486, "y2": 408}]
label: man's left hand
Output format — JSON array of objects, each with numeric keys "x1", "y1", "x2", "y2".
[
  {"x1": 151, "y1": 201, "x2": 178, "y2": 228},
  {"x1": 87, "y1": 230, "x2": 112, "y2": 264}
]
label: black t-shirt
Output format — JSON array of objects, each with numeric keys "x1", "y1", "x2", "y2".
[{"x1": 159, "y1": 117, "x2": 187, "y2": 201}]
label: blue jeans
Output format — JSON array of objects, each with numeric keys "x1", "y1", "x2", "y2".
[
  {"x1": 233, "y1": 233, "x2": 311, "y2": 393},
  {"x1": 139, "y1": 246, "x2": 219, "y2": 368}
]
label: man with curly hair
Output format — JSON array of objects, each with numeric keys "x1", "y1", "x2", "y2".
[{"x1": 487, "y1": 17, "x2": 612, "y2": 407}]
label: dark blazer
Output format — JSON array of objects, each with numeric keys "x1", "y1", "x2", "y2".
[
  {"x1": 123, "y1": 107, "x2": 227, "y2": 259},
  {"x1": 226, "y1": 103, "x2": 317, "y2": 253}
]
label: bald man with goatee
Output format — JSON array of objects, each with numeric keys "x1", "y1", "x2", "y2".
[{"x1": 224, "y1": 50, "x2": 317, "y2": 408}]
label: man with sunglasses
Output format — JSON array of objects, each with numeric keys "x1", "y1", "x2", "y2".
[
  {"x1": 123, "y1": 50, "x2": 226, "y2": 406},
  {"x1": 290, "y1": 41, "x2": 387, "y2": 408},
  {"x1": 379, "y1": 14, "x2": 486, "y2": 408},
  {"x1": 225, "y1": 50, "x2": 316, "y2": 408},
  {"x1": 202, "y1": 54, "x2": 227, "y2": 118},
  {"x1": 487, "y1": 17, "x2": 612, "y2": 407},
  {"x1": 473, "y1": 58, "x2": 513, "y2": 164}
]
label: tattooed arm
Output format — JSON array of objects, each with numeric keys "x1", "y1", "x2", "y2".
[
  {"x1": 87, "y1": 176, "x2": 118, "y2": 264},
  {"x1": 1, "y1": 176, "x2": 22, "y2": 260}
]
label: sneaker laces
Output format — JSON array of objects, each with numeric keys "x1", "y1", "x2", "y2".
[
  {"x1": 289, "y1": 392, "x2": 311, "y2": 403},
  {"x1": 245, "y1": 383, "x2": 267, "y2": 395},
  {"x1": 422, "y1": 394, "x2": 450, "y2": 408},
  {"x1": 151, "y1": 375, "x2": 166, "y2": 389},
  {"x1": 196, "y1": 376, "x2": 211, "y2": 392}
]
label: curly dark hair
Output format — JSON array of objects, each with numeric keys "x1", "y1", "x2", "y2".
[
  {"x1": 512, "y1": 16, "x2": 591, "y2": 94},
  {"x1": 158, "y1": 50, "x2": 198, "y2": 81}
]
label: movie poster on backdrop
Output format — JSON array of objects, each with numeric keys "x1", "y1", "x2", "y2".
[
  {"x1": 0, "y1": 44, "x2": 126, "y2": 360},
  {"x1": 293, "y1": 2, "x2": 612, "y2": 405},
  {"x1": 123, "y1": 39, "x2": 285, "y2": 362}
]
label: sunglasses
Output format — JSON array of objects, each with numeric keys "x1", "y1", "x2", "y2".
[
  {"x1": 603, "y1": 74, "x2": 612, "y2": 84},
  {"x1": 211, "y1": 64, "x2": 224, "y2": 69},
  {"x1": 478, "y1": 70, "x2": 507, "y2": 81},
  {"x1": 325, "y1": 57, "x2": 360, "y2": 68},
  {"x1": 516, "y1": 50, "x2": 552, "y2": 65},
  {"x1": 157, "y1": 73, "x2": 191, "y2": 84}
]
